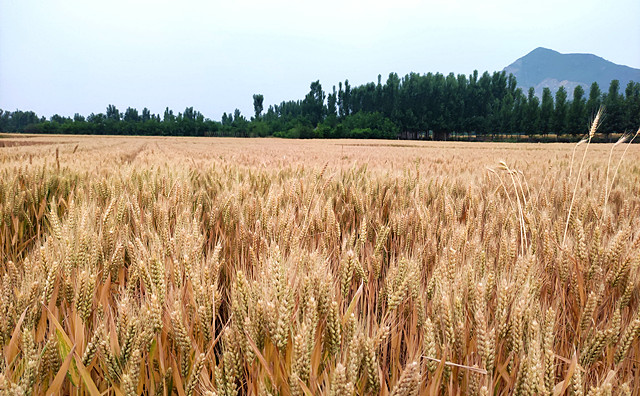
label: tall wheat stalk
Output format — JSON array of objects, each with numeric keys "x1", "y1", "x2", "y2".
[
  {"x1": 563, "y1": 107, "x2": 602, "y2": 247},
  {"x1": 602, "y1": 127, "x2": 639, "y2": 221}
]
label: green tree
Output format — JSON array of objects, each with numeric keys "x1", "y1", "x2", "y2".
[
  {"x1": 376, "y1": 74, "x2": 383, "y2": 110},
  {"x1": 475, "y1": 71, "x2": 493, "y2": 137},
  {"x1": 301, "y1": 80, "x2": 325, "y2": 126},
  {"x1": 624, "y1": 81, "x2": 640, "y2": 131},
  {"x1": 343, "y1": 80, "x2": 351, "y2": 117},
  {"x1": 141, "y1": 108, "x2": 151, "y2": 122},
  {"x1": 162, "y1": 107, "x2": 176, "y2": 136},
  {"x1": 567, "y1": 85, "x2": 586, "y2": 137},
  {"x1": 586, "y1": 82, "x2": 601, "y2": 119},
  {"x1": 553, "y1": 86, "x2": 568, "y2": 135},
  {"x1": 511, "y1": 88, "x2": 526, "y2": 136},
  {"x1": 253, "y1": 94, "x2": 264, "y2": 119},
  {"x1": 233, "y1": 108, "x2": 248, "y2": 136},
  {"x1": 491, "y1": 71, "x2": 508, "y2": 101},
  {"x1": 123, "y1": 107, "x2": 140, "y2": 122},
  {"x1": 498, "y1": 92, "x2": 514, "y2": 135},
  {"x1": 539, "y1": 88, "x2": 554, "y2": 136},
  {"x1": 106, "y1": 104, "x2": 120, "y2": 121},
  {"x1": 337, "y1": 80, "x2": 352, "y2": 118},
  {"x1": 382, "y1": 73, "x2": 400, "y2": 120},
  {"x1": 50, "y1": 114, "x2": 69, "y2": 124},
  {"x1": 221, "y1": 112, "x2": 231, "y2": 126},
  {"x1": 524, "y1": 87, "x2": 540, "y2": 136},
  {"x1": 327, "y1": 86, "x2": 337, "y2": 118},
  {"x1": 163, "y1": 107, "x2": 175, "y2": 123},
  {"x1": 249, "y1": 121, "x2": 269, "y2": 137},
  {"x1": 602, "y1": 80, "x2": 623, "y2": 138}
]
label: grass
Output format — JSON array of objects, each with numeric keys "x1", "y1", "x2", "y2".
[{"x1": 0, "y1": 132, "x2": 639, "y2": 395}]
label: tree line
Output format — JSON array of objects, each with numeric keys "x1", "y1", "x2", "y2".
[{"x1": 1, "y1": 71, "x2": 639, "y2": 140}]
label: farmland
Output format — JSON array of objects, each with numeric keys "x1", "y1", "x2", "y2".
[{"x1": 1, "y1": 133, "x2": 640, "y2": 395}]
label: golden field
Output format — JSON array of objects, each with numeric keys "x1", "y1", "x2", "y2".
[{"x1": 1, "y1": 133, "x2": 639, "y2": 395}]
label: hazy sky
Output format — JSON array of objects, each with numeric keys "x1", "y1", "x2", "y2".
[{"x1": 1, "y1": 0, "x2": 639, "y2": 120}]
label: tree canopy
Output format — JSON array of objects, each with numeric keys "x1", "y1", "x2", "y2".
[{"x1": 2, "y1": 72, "x2": 638, "y2": 141}]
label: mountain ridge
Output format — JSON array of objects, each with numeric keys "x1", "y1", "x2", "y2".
[{"x1": 503, "y1": 47, "x2": 640, "y2": 97}]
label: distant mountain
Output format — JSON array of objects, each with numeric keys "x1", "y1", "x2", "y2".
[{"x1": 503, "y1": 47, "x2": 640, "y2": 98}]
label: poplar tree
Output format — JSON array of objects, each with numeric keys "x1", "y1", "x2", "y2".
[
  {"x1": 567, "y1": 85, "x2": 586, "y2": 137},
  {"x1": 540, "y1": 88, "x2": 554, "y2": 136},
  {"x1": 553, "y1": 86, "x2": 568, "y2": 135}
]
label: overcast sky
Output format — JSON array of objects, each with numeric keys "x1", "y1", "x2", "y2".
[{"x1": 1, "y1": 0, "x2": 639, "y2": 120}]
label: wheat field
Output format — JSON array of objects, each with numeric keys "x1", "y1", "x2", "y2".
[{"x1": 1, "y1": 132, "x2": 639, "y2": 395}]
